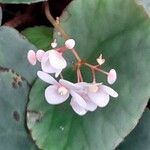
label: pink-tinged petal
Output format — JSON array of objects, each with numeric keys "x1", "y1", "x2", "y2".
[
  {"x1": 76, "y1": 82, "x2": 102, "y2": 89},
  {"x1": 49, "y1": 50, "x2": 67, "y2": 70},
  {"x1": 70, "y1": 100, "x2": 87, "y2": 116},
  {"x1": 36, "y1": 50, "x2": 45, "y2": 62},
  {"x1": 107, "y1": 69, "x2": 117, "y2": 84},
  {"x1": 88, "y1": 91, "x2": 110, "y2": 107},
  {"x1": 45, "y1": 85, "x2": 69, "y2": 104},
  {"x1": 65, "y1": 39, "x2": 75, "y2": 49},
  {"x1": 100, "y1": 85, "x2": 118, "y2": 98},
  {"x1": 41, "y1": 52, "x2": 60, "y2": 73},
  {"x1": 59, "y1": 79, "x2": 81, "y2": 90},
  {"x1": 82, "y1": 95, "x2": 97, "y2": 111},
  {"x1": 37, "y1": 71, "x2": 58, "y2": 85},
  {"x1": 27, "y1": 50, "x2": 37, "y2": 65},
  {"x1": 70, "y1": 90, "x2": 87, "y2": 108}
]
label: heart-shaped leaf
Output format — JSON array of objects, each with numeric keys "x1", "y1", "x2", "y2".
[
  {"x1": 0, "y1": 68, "x2": 37, "y2": 150},
  {"x1": 22, "y1": 26, "x2": 53, "y2": 50},
  {"x1": 0, "y1": 0, "x2": 47, "y2": 4},
  {"x1": 0, "y1": 26, "x2": 39, "y2": 84},
  {"x1": 27, "y1": 0, "x2": 150, "y2": 149},
  {"x1": 117, "y1": 109, "x2": 150, "y2": 150}
]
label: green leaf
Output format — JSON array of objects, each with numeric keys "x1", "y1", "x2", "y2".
[
  {"x1": 0, "y1": 0, "x2": 46, "y2": 4},
  {"x1": 0, "y1": 68, "x2": 37, "y2": 150},
  {"x1": 0, "y1": 26, "x2": 39, "y2": 84},
  {"x1": 22, "y1": 26, "x2": 53, "y2": 51},
  {"x1": 117, "y1": 109, "x2": 150, "y2": 150},
  {"x1": 136, "y1": 0, "x2": 150, "y2": 17},
  {"x1": 27, "y1": 0, "x2": 150, "y2": 150}
]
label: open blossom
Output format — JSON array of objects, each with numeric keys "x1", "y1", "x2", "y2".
[
  {"x1": 27, "y1": 49, "x2": 67, "y2": 77},
  {"x1": 37, "y1": 71, "x2": 88, "y2": 115},
  {"x1": 41, "y1": 50, "x2": 67, "y2": 77},
  {"x1": 72, "y1": 82, "x2": 118, "y2": 111}
]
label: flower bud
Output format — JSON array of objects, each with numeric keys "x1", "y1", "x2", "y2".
[
  {"x1": 107, "y1": 69, "x2": 117, "y2": 84},
  {"x1": 65, "y1": 39, "x2": 75, "y2": 49},
  {"x1": 27, "y1": 50, "x2": 37, "y2": 65}
]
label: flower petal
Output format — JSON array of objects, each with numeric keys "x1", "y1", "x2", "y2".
[
  {"x1": 82, "y1": 95, "x2": 97, "y2": 111},
  {"x1": 76, "y1": 82, "x2": 102, "y2": 89},
  {"x1": 59, "y1": 79, "x2": 81, "y2": 90},
  {"x1": 49, "y1": 50, "x2": 67, "y2": 70},
  {"x1": 88, "y1": 91, "x2": 110, "y2": 107},
  {"x1": 107, "y1": 69, "x2": 117, "y2": 84},
  {"x1": 70, "y1": 99, "x2": 87, "y2": 116},
  {"x1": 100, "y1": 85, "x2": 118, "y2": 98},
  {"x1": 45, "y1": 85, "x2": 69, "y2": 104},
  {"x1": 41, "y1": 51, "x2": 60, "y2": 73},
  {"x1": 70, "y1": 90, "x2": 87, "y2": 108},
  {"x1": 37, "y1": 71, "x2": 58, "y2": 84},
  {"x1": 36, "y1": 50, "x2": 45, "y2": 62},
  {"x1": 27, "y1": 50, "x2": 37, "y2": 65}
]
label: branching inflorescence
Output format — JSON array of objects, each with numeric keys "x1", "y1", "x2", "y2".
[{"x1": 27, "y1": 2, "x2": 118, "y2": 116}]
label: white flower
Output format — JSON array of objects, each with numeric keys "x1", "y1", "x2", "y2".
[
  {"x1": 37, "y1": 71, "x2": 87, "y2": 115},
  {"x1": 41, "y1": 50, "x2": 67, "y2": 77},
  {"x1": 107, "y1": 69, "x2": 117, "y2": 84},
  {"x1": 76, "y1": 82, "x2": 118, "y2": 108}
]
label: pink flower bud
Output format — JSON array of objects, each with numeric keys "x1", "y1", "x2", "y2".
[
  {"x1": 65, "y1": 39, "x2": 75, "y2": 49},
  {"x1": 36, "y1": 50, "x2": 45, "y2": 62},
  {"x1": 27, "y1": 50, "x2": 37, "y2": 65},
  {"x1": 51, "y1": 39, "x2": 57, "y2": 48},
  {"x1": 107, "y1": 69, "x2": 117, "y2": 84}
]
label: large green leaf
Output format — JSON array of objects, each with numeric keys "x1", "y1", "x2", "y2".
[
  {"x1": 0, "y1": 68, "x2": 37, "y2": 150},
  {"x1": 27, "y1": 0, "x2": 150, "y2": 150},
  {"x1": 0, "y1": 26, "x2": 39, "y2": 84},
  {"x1": 0, "y1": 0, "x2": 46, "y2": 4},
  {"x1": 117, "y1": 109, "x2": 150, "y2": 150},
  {"x1": 22, "y1": 26, "x2": 53, "y2": 50}
]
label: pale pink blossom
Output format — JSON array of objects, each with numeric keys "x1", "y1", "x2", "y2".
[
  {"x1": 27, "y1": 50, "x2": 37, "y2": 65},
  {"x1": 60, "y1": 80, "x2": 97, "y2": 114},
  {"x1": 41, "y1": 50, "x2": 67, "y2": 77},
  {"x1": 65, "y1": 39, "x2": 75, "y2": 49},
  {"x1": 76, "y1": 82, "x2": 118, "y2": 108},
  {"x1": 37, "y1": 71, "x2": 87, "y2": 115},
  {"x1": 107, "y1": 69, "x2": 117, "y2": 84},
  {"x1": 37, "y1": 71, "x2": 69, "y2": 104}
]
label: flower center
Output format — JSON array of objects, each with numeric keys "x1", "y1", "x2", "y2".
[
  {"x1": 88, "y1": 85, "x2": 99, "y2": 93},
  {"x1": 58, "y1": 86, "x2": 68, "y2": 96}
]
